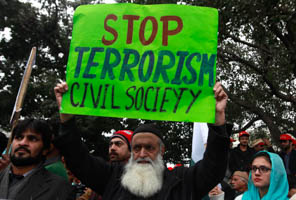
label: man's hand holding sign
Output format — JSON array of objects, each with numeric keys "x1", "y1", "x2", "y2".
[
  {"x1": 54, "y1": 81, "x2": 227, "y2": 125},
  {"x1": 53, "y1": 4, "x2": 230, "y2": 200}
]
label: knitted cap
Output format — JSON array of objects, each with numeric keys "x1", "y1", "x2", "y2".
[
  {"x1": 133, "y1": 123, "x2": 163, "y2": 142},
  {"x1": 111, "y1": 130, "x2": 133, "y2": 150}
]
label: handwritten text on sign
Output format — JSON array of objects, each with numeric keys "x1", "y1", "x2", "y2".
[{"x1": 61, "y1": 4, "x2": 218, "y2": 123}]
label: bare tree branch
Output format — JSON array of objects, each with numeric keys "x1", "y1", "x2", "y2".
[
  {"x1": 221, "y1": 50, "x2": 296, "y2": 104},
  {"x1": 228, "y1": 35, "x2": 271, "y2": 55},
  {"x1": 223, "y1": 86, "x2": 282, "y2": 141},
  {"x1": 233, "y1": 117, "x2": 261, "y2": 133}
]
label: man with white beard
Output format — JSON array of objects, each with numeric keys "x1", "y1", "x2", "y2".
[
  {"x1": 121, "y1": 124, "x2": 166, "y2": 198},
  {"x1": 121, "y1": 152, "x2": 165, "y2": 197},
  {"x1": 53, "y1": 82, "x2": 230, "y2": 200}
]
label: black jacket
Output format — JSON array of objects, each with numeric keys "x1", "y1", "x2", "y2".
[
  {"x1": 228, "y1": 145, "x2": 255, "y2": 173},
  {"x1": 0, "y1": 165, "x2": 74, "y2": 200},
  {"x1": 279, "y1": 149, "x2": 296, "y2": 176},
  {"x1": 54, "y1": 119, "x2": 230, "y2": 200}
]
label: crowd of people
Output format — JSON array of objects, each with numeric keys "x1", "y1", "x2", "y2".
[
  {"x1": 0, "y1": 81, "x2": 295, "y2": 200},
  {"x1": 207, "y1": 128, "x2": 296, "y2": 200}
]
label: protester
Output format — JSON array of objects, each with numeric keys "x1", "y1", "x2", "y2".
[
  {"x1": 230, "y1": 171, "x2": 248, "y2": 198},
  {"x1": 53, "y1": 81, "x2": 229, "y2": 199},
  {"x1": 109, "y1": 130, "x2": 133, "y2": 163},
  {"x1": 65, "y1": 129, "x2": 133, "y2": 200},
  {"x1": 252, "y1": 138, "x2": 265, "y2": 152},
  {"x1": 278, "y1": 133, "x2": 296, "y2": 176},
  {"x1": 235, "y1": 151, "x2": 289, "y2": 200},
  {"x1": 0, "y1": 119, "x2": 74, "y2": 199},
  {"x1": 218, "y1": 125, "x2": 236, "y2": 200},
  {"x1": 44, "y1": 137, "x2": 69, "y2": 180},
  {"x1": 229, "y1": 131, "x2": 255, "y2": 173},
  {"x1": 262, "y1": 137, "x2": 275, "y2": 152}
]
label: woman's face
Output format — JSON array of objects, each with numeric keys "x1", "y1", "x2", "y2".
[{"x1": 251, "y1": 157, "x2": 271, "y2": 189}]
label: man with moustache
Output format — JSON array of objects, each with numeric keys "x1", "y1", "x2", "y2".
[
  {"x1": 278, "y1": 133, "x2": 296, "y2": 176},
  {"x1": 53, "y1": 82, "x2": 229, "y2": 200},
  {"x1": 0, "y1": 119, "x2": 74, "y2": 200},
  {"x1": 229, "y1": 131, "x2": 255, "y2": 174},
  {"x1": 109, "y1": 130, "x2": 133, "y2": 163}
]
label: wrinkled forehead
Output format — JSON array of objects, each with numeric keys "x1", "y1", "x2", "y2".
[
  {"x1": 131, "y1": 132, "x2": 159, "y2": 145},
  {"x1": 232, "y1": 175, "x2": 241, "y2": 180}
]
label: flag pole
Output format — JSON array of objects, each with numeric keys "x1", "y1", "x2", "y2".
[{"x1": 6, "y1": 47, "x2": 36, "y2": 155}]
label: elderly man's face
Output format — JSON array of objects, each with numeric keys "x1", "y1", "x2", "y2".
[
  {"x1": 131, "y1": 132, "x2": 162, "y2": 163},
  {"x1": 122, "y1": 133, "x2": 165, "y2": 198},
  {"x1": 231, "y1": 175, "x2": 247, "y2": 191}
]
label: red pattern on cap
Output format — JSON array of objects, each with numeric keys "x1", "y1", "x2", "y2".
[
  {"x1": 239, "y1": 131, "x2": 249, "y2": 137},
  {"x1": 280, "y1": 134, "x2": 292, "y2": 141},
  {"x1": 113, "y1": 130, "x2": 133, "y2": 143},
  {"x1": 256, "y1": 142, "x2": 265, "y2": 146}
]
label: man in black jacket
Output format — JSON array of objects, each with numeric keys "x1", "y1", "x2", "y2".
[
  {"x1": 54, "y1": 82, "x2": 229, "y2": 200},
  {"x1": 0, "y1": 119, "x2": 74, "y2": 200},
  {"x1": 229, "y1": 131, "x2": 255, "y2": 174},
  {"x1": 109, "y1": 130, "x2": 133, "y2": 163},
  {"x1": 279, "y1": 133, "x2": 296, "y2": 176}
]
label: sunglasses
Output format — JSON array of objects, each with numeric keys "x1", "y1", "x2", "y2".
[{"x1": 280, "y1": 140, "x2": 288, "y2": 143}]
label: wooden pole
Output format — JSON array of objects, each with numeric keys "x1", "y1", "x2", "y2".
[{"x1": 6, "y1": 47, "x2": 36, "y2": 155}]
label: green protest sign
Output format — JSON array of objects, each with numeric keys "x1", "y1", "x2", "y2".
[{"x1": 61, "y1": 3, "x2": 218, "y2": 123}]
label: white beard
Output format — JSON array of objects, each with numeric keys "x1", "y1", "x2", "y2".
[{"x1": 121, "y1": 153, "x2": 165, "y2": 198}]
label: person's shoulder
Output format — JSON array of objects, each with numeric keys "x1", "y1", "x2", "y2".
[
  {"x1": 247, "y1": 147, "x2": 256, "y2": 154},
  {"x1": 40, "y1": 167, "x2": 70, "y2": 185},
  {"x1": 231, "y1": 146, "x2": 240, "y2": 153},
  {"x1": 234, "y1": 194, "x2": 243, "y2": 200},
  {"x1": 42, "y1": 169, "x2": 74, "y2": 197},
  {"x1": 290, "y1": 193, "x2": 296, "y2": 200}
]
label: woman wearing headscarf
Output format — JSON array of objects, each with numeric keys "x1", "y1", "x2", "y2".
[{"x1": 235, "y1": 151, "x2": 289, "y2": 200}]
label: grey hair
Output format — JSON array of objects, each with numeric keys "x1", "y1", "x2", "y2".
[{"x1": 158, "y1": 138, "x2": 165, "y2": 149}]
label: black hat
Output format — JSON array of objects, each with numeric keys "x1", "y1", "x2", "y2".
[{"x1": 133, "y1": 123, "x2": 163, "y2": 142}]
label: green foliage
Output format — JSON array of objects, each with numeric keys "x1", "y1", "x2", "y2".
[{"x1": 1, "y1": 0, "x2": 295, "y2": 163}]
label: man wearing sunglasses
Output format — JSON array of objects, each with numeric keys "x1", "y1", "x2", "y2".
[{"x1": 279, "y1": 133, "x2": 296, "y2": 176}]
